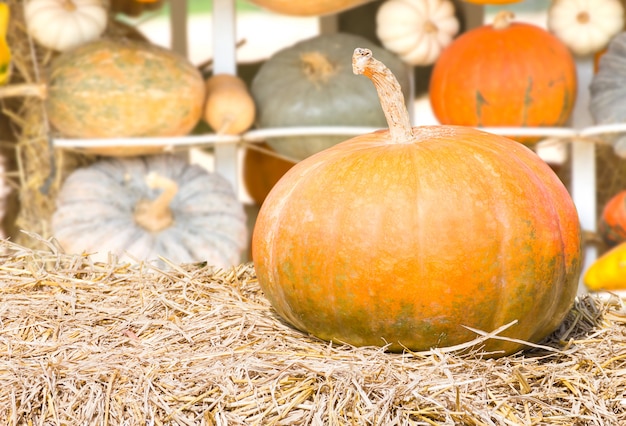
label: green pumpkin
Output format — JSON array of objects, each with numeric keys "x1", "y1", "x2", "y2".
[
  {"x1": 46, "y1": 38, "x2": 205, "y2": 153},
  {"x1": 251, "y1": 33, "x2": 411, "y2": 161}
]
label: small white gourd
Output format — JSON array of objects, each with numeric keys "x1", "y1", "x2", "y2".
[
  {"x1": 52, "y1": 155, "x2": 248, "y2": 269},
  {"x1": 25, "y1": 0, "x2": 107, "y2": 52},
  {"x1": 548, "y1": 0, "x2": 624, "y2": 56},
  {"x1": 376, "y1": 0, "x2": 459, "y2": 66}
]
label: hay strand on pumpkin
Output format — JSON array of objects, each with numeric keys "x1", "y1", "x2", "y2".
[{"x1": 1, "y1": 236, "x2": 626, "y2": 425}]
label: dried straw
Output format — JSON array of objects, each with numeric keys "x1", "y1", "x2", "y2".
[
  {"x1": 1, "y1": 234, "x2": 626, "y2": 425},
  {"x1": 2, "y1": 1, "x2": 151, "y2": 250}
]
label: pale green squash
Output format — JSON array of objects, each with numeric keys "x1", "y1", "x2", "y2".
[{"x1": 251, "y1": 33, "x2": 411, "y2": 161}]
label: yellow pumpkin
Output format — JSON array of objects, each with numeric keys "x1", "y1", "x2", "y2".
[{"x1": 584, "y1": 241, "x2": 626, "y2": 291}]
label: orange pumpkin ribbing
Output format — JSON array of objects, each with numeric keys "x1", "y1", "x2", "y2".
[
  {"x1": 253, "y1": 48, "x2": 582, "y2": 356},
  {"x1": 254, "y1": 129, "x2": 581, "y2": 354}
]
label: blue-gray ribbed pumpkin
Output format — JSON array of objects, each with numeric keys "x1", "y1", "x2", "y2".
[
  {"x1": 590, "y1": 32, "x2": 626, "y2": 157},
  {"x1": 52, "y1": 155, "x2": 247, "y2": 268}
]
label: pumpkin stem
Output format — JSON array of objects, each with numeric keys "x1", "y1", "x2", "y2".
[
  {"x1": 492, "y1": 10, "x2": 515, "y2": 30},
  {"x1": 352, "y1": 48, "x2": 413, "y2": 144},
  {"x1": 62, "y1": 0, "x2": 77, "y2": 11},
  {"x1": 424, "y1": 20, "x2": 438, "y2": 34},
  {"x1": 300, "y1": 51, "x2": 336, "y2": 85},
  {"x1": 577, "y1": 11, "x2": 590, "y2": 24},
  {"x1": 0, "y1": 83, "x2": 47, "y2": 99},
  {"x1": 217, "y1": 116, "x2": 235, "y2": 134},
  {"x1": 134, "y1": 172, "x2": 177, "y2": 233}
]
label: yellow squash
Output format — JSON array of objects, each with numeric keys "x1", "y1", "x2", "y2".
[
  {"x1": 584, "y1": 242, "x2": 626, "y2": 291},
  {"x1": 0, "y1": 3, "x2": 11, "y2": 85}
]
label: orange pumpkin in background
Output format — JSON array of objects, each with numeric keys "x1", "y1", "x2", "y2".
[
  {"x1": 245, "y1": 0, "x2": 375, "y2": 16},
  {"x1": 253, "y1": 48, "x2": 582, "y2": 357},
  {"x1": 108, "y1": 0, "x2": 164, "y2": 16},
  {"x1": 462, "y1": 1, "x2": 521, "y2": 3},
  {"x1": 599, "y1": 190, "x2": 626, "y2": 247},
  {"x1": 594, "y1": 47, "x2": 608, "y2": 74},
  {"x1": 243, "y1": 143, "x2": 295, "y2": 205},
  {"x1": 429, "y1": 11, "x2": 577, "y2": 144}
]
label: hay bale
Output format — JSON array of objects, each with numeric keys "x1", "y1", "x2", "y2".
[
  {"x1": 2, "y1": 1, "x2": 81, "y2": 247},
  {"x1": 0, "y1": 236, "x2": 625, "y2": 424},
  {"x1": 555, "y1": 139, "x2": 626, "y2": 254},
  {"x1": 596, "y1": 144, "x2": 626, "y2": 218},
  {"x1": 2, "y1": 1, "x2": 157, "y2": 249}
]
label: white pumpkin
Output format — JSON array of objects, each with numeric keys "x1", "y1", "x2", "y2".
[
  {"x1": 52, "y1": 155, "x2": 248, "y2": 269},
  {"x1": 376, "y1": 0, "x2": 459, "y2": 66},
  {"x1": 548, "y1": 0, "x2": 624, "y2": 56},
  {"x1": 25, "y1": 0, "x2": 107, "y2": 52}
]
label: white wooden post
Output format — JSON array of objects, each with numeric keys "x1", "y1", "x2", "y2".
[
  {"x1": 570, "y1": 58, "x2": 596, "y2": 294},
  {"x1": 212, "y1": 0, "x2": 239, "y2": 193},
  {"x1": 169, "y1": 0, "x2": 188, "y2": 57}
]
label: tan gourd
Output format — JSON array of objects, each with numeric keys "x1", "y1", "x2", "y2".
[{"x1": 203, "y1": 74, "x2": 256, "y2": 135}]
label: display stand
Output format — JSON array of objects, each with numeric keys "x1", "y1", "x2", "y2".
[{"x1": 52, "y1": 1, "x2": 605, "y2": 290}]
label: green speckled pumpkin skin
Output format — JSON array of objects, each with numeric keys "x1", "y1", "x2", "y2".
[
  {"x1": 46, "y1": 39, "x2": 205, "y2": 146},
  {"x1": 251, "y1": 33, "x2": 411, "y2": 161}
]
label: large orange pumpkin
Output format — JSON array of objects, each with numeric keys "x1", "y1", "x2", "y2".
[
  {"x1": 599, "y1": 190, "x2": 626, "y2": 247},
  {"x1": 429, "y1": 11, "x2": 577, "y2": 143},
  {"x1": 252, "y1": 48, "x2": 582, "y2": 356}
]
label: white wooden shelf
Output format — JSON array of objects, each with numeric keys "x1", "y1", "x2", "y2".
[{"x1": 94, "y1": 0, "x2": 610, "y2": 293}]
